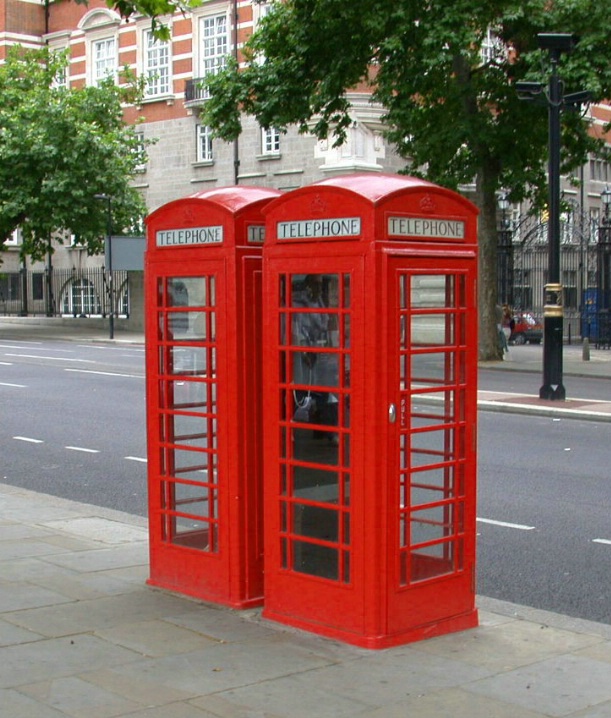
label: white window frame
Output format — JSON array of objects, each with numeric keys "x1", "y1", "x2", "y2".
[
  {"x1": 143, "y1": 29, "x2": 171, "y2": 98},
  {"x1": 91, "y1": 36, "x2": 118, "y2": 85},
  {"x1": 6, "y1": 228, "x2": 21, "y2": 247},
  {"x1": 196, "y1": 11, "x2": 229, "y2": 99},
  {"x1": 196, "y1": 124, "x2": 213, "y2": 163},
  {"x1": 261, "y1": 127, "x2": 280, "y2": 156}
]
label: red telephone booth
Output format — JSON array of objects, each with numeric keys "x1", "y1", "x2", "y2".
[
  {"x1": 144, "y1": 186, "x2": 280, "y2": 607},
  {"x1": 261, "y1": 173, "x2": 479, "y2": 647}
]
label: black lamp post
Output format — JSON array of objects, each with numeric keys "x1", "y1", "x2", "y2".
[
  {"x1": 497, "y1": 190, "x2": 514, "y2": 307},
  {"x1": 94, "y1": 193, "x2": 114, "y2": 340},
  {"x1": 516, "y1": 33, "x2": 590, "y2": 401},
  {"x1": 598, "y1": 186, "x2": 611, "y2": 312}
]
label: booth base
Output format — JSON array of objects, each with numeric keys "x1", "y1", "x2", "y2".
[
  {"x1": 261, "y1": 606, "x2": 479, "y2": 650},
  {"x1": 146, "y1": 576, "x2": 264, "y2": 610}
]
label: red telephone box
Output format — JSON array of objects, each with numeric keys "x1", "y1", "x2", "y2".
[
  {"x1": 144, "y1": 185, "x2": 280, "y2": 607},
  {"x1": 261, "y1": 173, "x2": 479, "y2": 647}
]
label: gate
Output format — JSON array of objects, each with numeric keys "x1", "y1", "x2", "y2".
[{"x1": 507, "y1": 207, "x2": 600, "y2": 341}]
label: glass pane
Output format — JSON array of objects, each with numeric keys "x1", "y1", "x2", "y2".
[
  {"x1": 342, "y1": 274, "x2": 351, "y2": 308},
  {"x1": 292, "y1": 541, "x2": 338, "y2": 580},
  {"x1": 410, "y1": 542, "x2": 454, "y2": 581},
  {"x1": 293, "y1": 466, "x2": 339, "y2": 502},
  {"x1": 172, "y1": 482, "x2": 212, "y2": 517},
  {"x1": 170, "y1": 519, "x2": 213, "y2": 550},
  {"x1": 293, "y1": 504, "x2": 339, "y2": 541},
  {"x1": 411, "y1": 427, "x2": 455, "y2": 467},
  {"x1": 411, "y1": 392, "x2": 455, "y2": 429},
  {"x1": 411, "y1": 352, "x2": 454, "y2": 385},
  {"x1": 411, "y1": 466, "x2": 455, "y2": 498},
  {"x1": 410, "y1": 504, "x2": 454, "y2": 545},
  {"x1": 168, "y1": 346, "x2": 210, "y2": 375},
  {"x1": 411, "y1": 314, "x2": 453, "y2": 346},
  {"x1": 411, "y1": 275, "x2": 450, "y2": 308},
  {"x1": 163, "y1": 379, "x2": 214, "y2": 409}
]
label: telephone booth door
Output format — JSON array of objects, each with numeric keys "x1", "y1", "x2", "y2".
[
  {"x1": 262, "y1": 258, "x2": 364, "y2": 633},
  {"x1": 385, "y1": 258, "x2": 478, "y2": 636},
  {"x1": 145, "y1": 186, "x2": 279, "y2": 608}
]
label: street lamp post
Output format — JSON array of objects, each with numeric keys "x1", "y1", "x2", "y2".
[
  {"x1": 94, "y1": 193, "x2": 114, "y2": 340},
  {"x1": 599, "y1": 187, "x2": 611, "y2": 308},
  {"x1": 516, "y1": 33, "x2": 590, "y2": 401},
  {"x1": 497, "y1": 190, "x2": 514, "y2": 307}
]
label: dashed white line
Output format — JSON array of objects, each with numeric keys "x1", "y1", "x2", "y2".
[
  {"x1": 593, "y1": 538, "x2": 611, "y2": 546},
  {"x1": 65, "y1": 446, "x2": 100, "y2": 454},
  {"x1": 5, "y1": 353, "x2": 95, "y2": 363},
  {"x1": 0, "y1": 381, "x2": 26, "y2": 387},
  {"x1": 14, "y1": 436, "x2": 43, "y2": 443},
  {"x1": 125, "y1": 456, "x2": 148, "y2": 463},
  {"x1": 65, "y1": 369, "x2": 142, "y2": 378},
  {"x1": 477, "y1": 517, "x2": 536, "y2": 531}
]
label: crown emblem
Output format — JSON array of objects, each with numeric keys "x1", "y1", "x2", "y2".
[
  {"x1": 310, "y1": 194, "x2": 327, "y2": 215},
  {"x1": 419, "y1": 195, "x2": 437, "y2": 213}
]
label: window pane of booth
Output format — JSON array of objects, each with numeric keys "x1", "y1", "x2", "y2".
[
  {"x1": 156, "y1": 273, "x2": 220, "y2": 554},
  {"x1": 395, "y1": 270, "x2": 468, "y2": 588},
  {"x1": 277, "y1": 272, "x2": 352, "y2": 583}
]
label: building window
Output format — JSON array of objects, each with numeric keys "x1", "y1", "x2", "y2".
[
  {"x1": 92, "y1": 37, "x2": 117, "y2": 85},
  {"x1": 261, "y1": 127, "x2": 280, "y2": 155},
  {"x1": 196, "y1": 124, "x2": 213, "y2": 162},
  {"x1": 199, "y1": 14, "x2": 228, "y2": 97},
  {"x1": 480, "y1": 28, "x2": 505, "y2": 66},
  {"x1": 134, "y1": 130, "x2": 147, "y2": 172},
  {"x1": 144, "y1": 29, "x2": 171, "y2": 97},
  {"x1": 590, "y1": 157, "x2": 611, "y2": 183},
  {"x1": 6, "y1": 228, "x2": 21, "y2": 246}
]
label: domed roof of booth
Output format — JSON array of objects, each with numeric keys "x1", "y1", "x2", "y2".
[
  {"x1": 308, "y1": 172, "x2": 473, "y2": 207},
  {"x1": 188, "y1": 185, "x2": 281, "y2": 212}
]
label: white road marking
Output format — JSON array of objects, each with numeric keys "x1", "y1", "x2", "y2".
[
  {"x1": 5, "y1": 353, "x2": 95, "y2": 363},
  {"x1": 65, "y1": 368, "x2": 142, "y2": 378},
  {"x1": 477, "y1": 517, "x2": 536, "y2": 531},
  {"x1": 0, "y1": 381, "x2": 26, "y2": 387},
  {"x1": 65, "y1": 446, "x2": 100, "y2": 454},
  {"x1": 0, "y1": 344, "x2": 42, "y2": 349},
  {"x1": 14, "y1": 436, "x2": 43, "y2": 443},
  {"x1": 125, "y1": 456, "x2": 147, "y2": 463},
  {"x1": 593, "y1": 538, "x2": 611, "y2": 546}
]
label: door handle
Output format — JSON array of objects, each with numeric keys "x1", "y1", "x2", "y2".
[{"x1": 388, "y1": 403, "x2": 396, "y2": 424}]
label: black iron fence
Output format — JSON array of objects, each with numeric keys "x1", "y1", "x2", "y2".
[
  {"x1": 499, "y1": 209, "x2": 611, "y2": 345},
  {"x1": 0, "y1": 268, "x2": 129, "y2": 318}
]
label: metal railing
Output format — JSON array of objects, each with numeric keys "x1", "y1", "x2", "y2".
[{"x1": 0, "y1": 268, "x2": 129, "y2": 318}]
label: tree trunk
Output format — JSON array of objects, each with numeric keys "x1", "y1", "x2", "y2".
[{"x1": 472, "y1": 173, "x2": 502, "y2": 361}]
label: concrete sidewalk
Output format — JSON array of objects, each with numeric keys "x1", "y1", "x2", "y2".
[{"x1": 3, "y1": 483, "x2": 611, "y2": 718}]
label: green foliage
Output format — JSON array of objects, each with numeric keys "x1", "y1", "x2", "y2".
[
  {"x1": 203, "y1": 0, "x2": 611, "y2": 210},
  {"x1": 0, "y1": 47, "x2": 149, "y2": 261},
  {"x1": 202, "y1": 0, "x2": 611, "y2": 358}
]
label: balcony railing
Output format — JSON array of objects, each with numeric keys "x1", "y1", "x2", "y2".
[{"x1": 184, "y1": 78, "x2": 209, "y2": 106}]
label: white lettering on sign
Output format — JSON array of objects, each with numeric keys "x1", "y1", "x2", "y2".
[
  {"x1": 277, "y1": 217, "x2": 361, "y2": 240},
  {"x1": 247, "y1": 225, "x2": 266, "y2": 243},
  {"x1": 156, "y1": 226, "x2": 224, "y2": 247},
  {"x1": 388, "y1": 216, "x2": 465, "y2": 240}
]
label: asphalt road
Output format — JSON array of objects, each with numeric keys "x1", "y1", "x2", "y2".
[{"x1": 1, "y1": 336, "x2": 611, "y2": 625}]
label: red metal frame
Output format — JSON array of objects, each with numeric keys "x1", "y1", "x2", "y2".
[
  {"x1": 144, "y1": 186, "x2": 280, "y2": 608},
  {"x1": 261, "y1": 174, "x2": 479, "y2": 647}
]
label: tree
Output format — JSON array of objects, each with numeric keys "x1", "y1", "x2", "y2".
[
  {"x1": 202, "y1": 0, "x2": 611, "y2": 359},
  {"x1": 0, "y1": 46, "x2": 148, "y2": 262}
]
